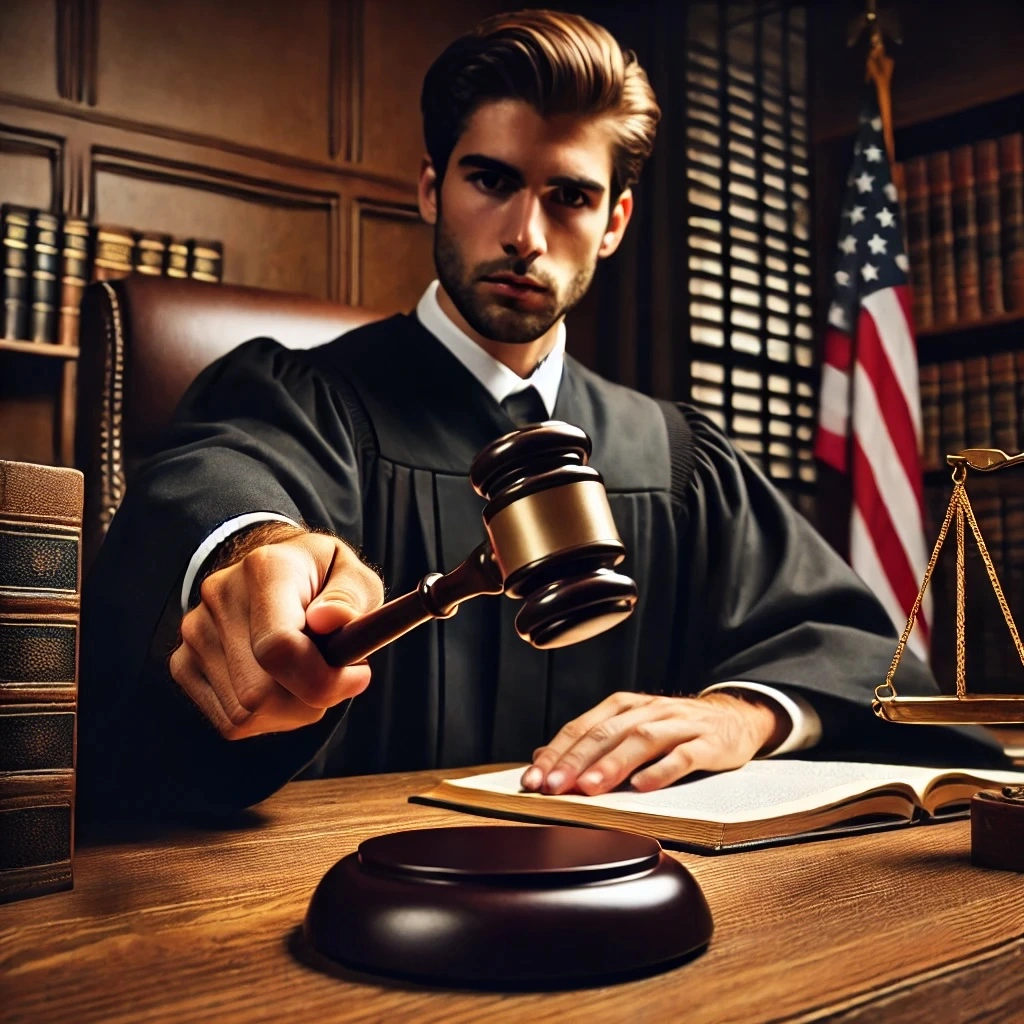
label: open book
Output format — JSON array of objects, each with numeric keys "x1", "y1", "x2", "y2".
[{"x1": 412, "y1": 760, "x2": 1024, "y2": 852}]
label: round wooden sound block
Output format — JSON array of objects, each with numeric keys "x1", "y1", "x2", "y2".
[
  {"x1": 303, "y1": 824, "x2": 713, "y2": 988},
  {"x1": 971, "y1": 788, "x2": 1024, "y2": 871}
]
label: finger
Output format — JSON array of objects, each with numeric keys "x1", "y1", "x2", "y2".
[
  {"x1": 630, "y1": 736, "x2": 726, "y2": 792},
  {"x1": 525, "y1": 692, "x2": 657, "y2": 788},
  {"x1": 305, "y1": 539, "x2": 384, "y2": 635}
]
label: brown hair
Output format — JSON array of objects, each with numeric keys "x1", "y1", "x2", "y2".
[{"x1": 420, "y1": 9, "x2": 661, "y2": 201}]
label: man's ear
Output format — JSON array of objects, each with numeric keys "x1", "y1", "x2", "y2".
[
  {"x1": 418, "y1": 157, "x2": 439, "y2": 225},
  {"x1": 598, "y1": 188, "x2": 634, "y2": 258}
]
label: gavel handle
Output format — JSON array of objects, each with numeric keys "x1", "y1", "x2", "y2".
[{"x1": 314, "y1": 541, "x2": 504, "y2": 667}]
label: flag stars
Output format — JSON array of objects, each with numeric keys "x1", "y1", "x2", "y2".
[
  {"x1": 861, "y1": 263, "x2": 879, "y2": 282},
  {"x1": 835, "y1": 269, "x2": 851, "y2": 287},
  {"x1": 855, "y1": 172, "x2": 875, "y2": 193},
  {"x1": 884, "y1": 182, "x2": 899, "y2": 202},
  {"x1": 828, "y1": 303, "x2": 848, "y2": 329},
  {"x1": 849, "y1": 206, "x2": 866, "y2": 224},
  {"x1": 895, "y1": 253, "x2": 910, "y2": 272},
  {"x1": 876, "y1": 207, "x2": 896, "y2": 228},
  {"x1": 865, "y1": 145, "x2": 883, "y2": 162},
  {"x1": 871, "y1": 116, "x2": 882, "y2": 131},
  {"x1": 839, "y1": 234, "x2": 858, "y2": 255},
  {"x1": 867, "y1": 234, "x2": 888, "y2": 255}
]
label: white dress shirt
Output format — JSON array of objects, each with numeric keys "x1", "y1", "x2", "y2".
[{"x1": 181, "y1": 279, "x2": 821, "y2": 756}]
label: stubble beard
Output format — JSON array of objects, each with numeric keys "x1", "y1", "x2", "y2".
[{"x1": 434, "y1": 214, "x2": 598, "y2": 344}]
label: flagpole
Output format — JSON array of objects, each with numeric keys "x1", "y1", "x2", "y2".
[{"x1": 863, "y1": 14, "x2": 900, "y2": 191}]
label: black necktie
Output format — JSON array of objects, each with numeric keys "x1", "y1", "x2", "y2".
[{"x1": 500, "y1": 386, "x2": 548, "y2": 427}]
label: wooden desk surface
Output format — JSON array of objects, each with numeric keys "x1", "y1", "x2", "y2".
[{"x1": 2, "y1": 766, "x2": 1023, "y2": 1024}]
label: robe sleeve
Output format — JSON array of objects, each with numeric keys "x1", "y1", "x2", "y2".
[
  {"x1": 77, "y1": 339, "x2": 370, "y2": 823},
  {"x1": 675, "y1": 407, "x2": 1003, "y2": 765}
]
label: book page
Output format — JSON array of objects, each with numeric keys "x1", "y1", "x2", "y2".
[{"x1": 442, "y1": 760, "x2": 966, "y2": 824}]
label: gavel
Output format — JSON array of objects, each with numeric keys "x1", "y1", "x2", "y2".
[{"x1": 316, "y1": 421, "x2": 638, "y2": 666}]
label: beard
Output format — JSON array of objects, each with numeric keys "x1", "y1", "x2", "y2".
[{"x1": 434, "y1": 213, "x2": 598, "y2": 344}]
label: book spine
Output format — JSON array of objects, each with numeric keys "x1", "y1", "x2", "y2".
[
  {"x1": 904, "y1": 156, "x2": 933, "y2": 329},
  {"x1": 928, "y1": 151, "x2": 958, "y2": 325},
  {"x1": 988, "y1": 350, "x2": 1019, "y2": 455},
  {"x1": 0, "y1": 459, "x2": 83, "y2": 904},
  {"x1": 29, "y1": 211, "x2": 60, "y2": 343},
  {"x1": 975, "y1": 138, "x2": 1005, "y2": 316},
  {"x1": 1, "y1": 205, "x2": 32, "y2": 341},
  {"x1": 939, "y1": 359, "x2": 967, "y2": 458},
  {"x1": 165, "y1": 238, "x2": 190, "y2": 279},
  {"x1": 134, "y1": 232, "x2": 169, "y2": 277},
  {"x1": 963, "y1": 355, "x2": 992, "y2": 449},
  {"x1": 58, "y1": 218, "x2": 90, "y2": 349},
  {"x1": 998, "y1": 132, "x2": 1024, "y2": 312},
  {"x1": 951, "y1": 145, "x2": 982, "y2": 322},
  {"x1": 189, "y1": 239, "x2": 223, "y2": 283},
  {"x1": 91, "y1": 225, "x2": 135, "y2": 282},
  {"x1": 918, "y1": 362, "x2": 941, "y2": 471}
]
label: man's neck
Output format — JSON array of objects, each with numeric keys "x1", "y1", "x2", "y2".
[{"x1": 436, "y1": 284, "x2": 560, "y2": 379}]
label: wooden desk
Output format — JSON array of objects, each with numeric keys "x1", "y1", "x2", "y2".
[{"x1": 2, "y1": 767, "x2": 1023, "y2": 1023}]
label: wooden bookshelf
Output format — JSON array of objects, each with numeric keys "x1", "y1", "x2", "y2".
[
  {"x1": 918, "y1": 310, "x2": 1024, "y2": 340},
  {"x1": 0, "y1": 339, "x2": 80, "y2": 359}
]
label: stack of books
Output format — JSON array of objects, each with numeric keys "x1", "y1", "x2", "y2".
[
  {"x1": 898, "y1": 132, "x2": 1023, "y2": 329},
  {"x1": 1, "y1": 204, "x2": 224, "y2": 348}
]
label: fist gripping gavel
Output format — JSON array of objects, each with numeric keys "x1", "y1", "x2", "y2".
[{"x1": 316, "y1": 421, "x2": 638, "y2": 666}]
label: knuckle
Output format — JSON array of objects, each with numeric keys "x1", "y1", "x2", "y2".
[
  {"x1": 558, "y1": 749, "x2": 589, "y2": 773},
  {"x1": 587, "y1": 721, "x2": 617, "y2": 746},
  {"x1": 561, "y1": 719, "x2": 587, "y2": 742},
  {"x1": 224, "y1": 701, "x2": 255, "y2": 730},
  {"x1": 250, "y1": 626, "x2": 301, "y2": 668},
  {"x1": 634, "y1": 721, "x2": 661, "y2": 746},
  {"x1": 178, "y1": 612, "x2": 205, "y2": 650}
]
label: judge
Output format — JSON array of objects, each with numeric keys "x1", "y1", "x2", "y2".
[{"x1": 78, "y1": 9, "x2": 997, "y2": 821}]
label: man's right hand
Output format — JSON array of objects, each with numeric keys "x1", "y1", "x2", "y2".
[{"x1": 169, "y1": 525, "x2": 384, "y2": 740}]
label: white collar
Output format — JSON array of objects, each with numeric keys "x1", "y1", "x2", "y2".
[{"x1": 415, "y1": 280, "x2": 564, "y2": 416}]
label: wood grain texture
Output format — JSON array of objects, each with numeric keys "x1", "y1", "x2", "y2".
[{"x1": 2, "y1": 766, "x2": 1023, "y2": 1023}]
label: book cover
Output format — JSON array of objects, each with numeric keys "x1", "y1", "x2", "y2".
[
  {"x1": 903, "y1": 156, "x2": 933, "y2": 329},
  {"x1": 0, "y1": 460, "x2": 83, "y2": 904},
  {"x1": 133, "y1": 232, "x2": 170, "y2": 277},
  {"x1": 988, "y1": 350, "x2": 1019, "y2": 456},
  {"x1": 939, "y1": 359, "x2": 967, "y2": 458},
  {"x1": 1, "y1": 205, "x2": 32, "y2": 341},
  {"x1": 918, "y1": 362, "x2": 941, "y2": 472},
  {"x1": 927, "y1": 151, "x2": 957, "y2": 325},
  {"x1": 29, "y1": 211, "x2": 60, "y2": 343},
  {"x1": 58, "y1": 218, "x2": 90, "y2": 349},
  {"x1": 91, "y1": 225, "x2": 134, "y2": 282},
  {"x1": 950, "y1": 145, "x2": 982, "y2": 322},
  {"x1": 963, "y1": 354, "x2": 993, "y2": 449},
  {"x1": 975, "y1": 138, "x2": 1005, "y2": 317},
  {"x1": 189, "y1": 240, "x2": 223, "y2": 283},
  {"x1": 998, "y1": 132, "x2": 1024, "y2": 312},
  {"x1": 165, "y1": 239, "x2": 190, "y2": 279}
]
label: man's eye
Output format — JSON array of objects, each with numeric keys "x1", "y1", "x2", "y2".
[
  {"x1": 469, "y1": 171, "x2": 514, "y2": 195},
  {"x1": 552, "y1": 186, "x2": 589, "y2": 209}
]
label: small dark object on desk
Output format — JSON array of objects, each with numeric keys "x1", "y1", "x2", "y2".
[
  {"x1": 303, "y1": 824, "x2": 713, "y2": 989},
  {"x1": 971, "y1": 787, "x2": 1024, "y2": 871}
]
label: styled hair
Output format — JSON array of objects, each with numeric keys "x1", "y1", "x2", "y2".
[{"x1": 420, "y1": 9, "x2": 661, "y2": 200}]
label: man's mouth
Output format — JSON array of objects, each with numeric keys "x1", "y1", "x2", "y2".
[{"x1": 480, "y1": 274, "x2": 548, "y2": 294}]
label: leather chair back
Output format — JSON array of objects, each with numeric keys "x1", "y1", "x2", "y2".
[{"x1": 76, "y1": 275, "x2": 388, "y2": 570}]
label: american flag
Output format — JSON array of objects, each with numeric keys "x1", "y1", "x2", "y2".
[{"x1": 814, "y1": 91, "x2": 930, "y2": 660}]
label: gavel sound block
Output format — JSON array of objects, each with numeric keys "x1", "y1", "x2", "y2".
[{"x1": 317, "y1": 421, "x2": 639, "y2": 666}]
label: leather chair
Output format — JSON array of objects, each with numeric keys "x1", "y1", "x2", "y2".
[{"x1": 75, "y1": 275, "x2": 388, "y2": 572}]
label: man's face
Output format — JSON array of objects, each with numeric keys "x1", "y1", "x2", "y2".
[{"x1": 418, "y1": 99, "x2": 632, "y2": 344}]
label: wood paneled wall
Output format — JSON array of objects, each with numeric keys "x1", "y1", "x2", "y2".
[{"x1": 0, "y1": 0, "x2": 501, "y2": 464}]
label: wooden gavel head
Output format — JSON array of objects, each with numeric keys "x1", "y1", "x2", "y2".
[{"x1": 470, "y1": 422, "x2": 638, "y2": 649}]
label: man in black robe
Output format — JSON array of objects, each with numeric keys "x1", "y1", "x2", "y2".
[{"x1": 78, "y1": 10, "x2": 998, "y2": 821}]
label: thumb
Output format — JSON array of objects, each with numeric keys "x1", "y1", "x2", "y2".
[{"x1": 304, "y1": 542, "x2": 383, "y2": 635}]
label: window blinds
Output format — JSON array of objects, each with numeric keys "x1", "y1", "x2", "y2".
[{"x1": 684, "y1": 3, "x2": 815, "y2": 508}]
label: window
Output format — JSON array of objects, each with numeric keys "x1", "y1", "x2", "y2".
[{"x1": 684, "y1": 3, "x2": 815, "y2": 510}]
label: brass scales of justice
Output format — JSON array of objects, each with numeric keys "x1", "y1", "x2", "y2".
[{"x1": 874, "y1": 448, "x2": 1024, "y2": 726}]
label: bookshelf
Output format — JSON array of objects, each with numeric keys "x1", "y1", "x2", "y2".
[{"x1": 0, "y1": 339, "x2": 79, "y2": 359}]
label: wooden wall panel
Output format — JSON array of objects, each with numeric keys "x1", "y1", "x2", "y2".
[
  {"x1": 359, "y1": 0, "x2": 505, "y2": 179},
  {"x1": 92, "y1": 155, "x2": 337, "y2": 298},
  {"x1": 94, "y1": 0, "x2": 333, "y2": 162},
  {"x1": 0, "y1": 1, "x2": 59, "y2": 102},
  {"x1": 0, "y1": 130, "x2": 60, "y2": 211},
  {"x1": 352, "y1": 199, "x2": 433, "y2": 312}
]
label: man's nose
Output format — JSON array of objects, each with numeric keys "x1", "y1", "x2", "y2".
[{"x1": 500, "y1": 192, "x2": 546, "y2": 263}]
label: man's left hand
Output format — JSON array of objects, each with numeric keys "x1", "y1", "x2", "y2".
[{"x1": 521, "y1": 691, "x2": 787, "y2": 796}]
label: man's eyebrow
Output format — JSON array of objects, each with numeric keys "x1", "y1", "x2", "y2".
[{"x1": 457, "y1": 154, "x2": 605, "y2": 195}]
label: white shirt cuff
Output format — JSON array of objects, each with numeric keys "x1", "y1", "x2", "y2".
[
  {"x1": 180, "y1": 512, "x2": 301, "y2": 613},
  {"x1": 699, "y1": 681, "x2": 823, "y2": 756}
]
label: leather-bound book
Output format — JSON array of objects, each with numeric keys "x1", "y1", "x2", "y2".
[
  {"x1": 998, "y1": 133, "x2": 1024, "y2": 311},
  {"x1": 58, "y1": 218, "x2": 89, "y2": 349},
  {"x1": 950, "y1": 145, "x2": 982, "y2": 322},
  {"x1": 975, "y1": 139, "x2": 1005, "y2": 316},
  {"x1": 30, "y1": 211, "x2": 60, "y2": 343},
  {"x1": 91, "y1": 225, "x2": 134, "y2": 282},
  {"x1": 133, "y1": 232, "x2": 169, "y2": 277},
  {"x1": 904, "y1": 157, "x2": 933, "y2": 329},
  {"x1": 165, "y1": 238, "x2": 190, "y2": 279},
  {"x1": 0, "y1": 460, "x2": 83, "y2": 904},
  {"x1": 963, "y1": 355, "x2": 992, "y2": 449},
  {"x1": 988, "y1": 350, "x2": 1019, "y2": 456},
  {"x1": 189, "y1": 240, "x2": 223, "y2": 283},
  {"x1": 1, "y1": 205, "x2": 31, "y2": 340},
  {"x1": 939, "y1": 359, "x2": 967, "y2": 458},
  {"x1": 918, "y1": 362, "x2": 942, "y2": 472},
  {"x1": 927, "y1": 151, "x2": 958, "y2": 325}
]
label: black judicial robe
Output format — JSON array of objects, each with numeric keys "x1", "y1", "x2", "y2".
[{"x1": 78, "y1": 314, "x2": 1000, "y2": 820}]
